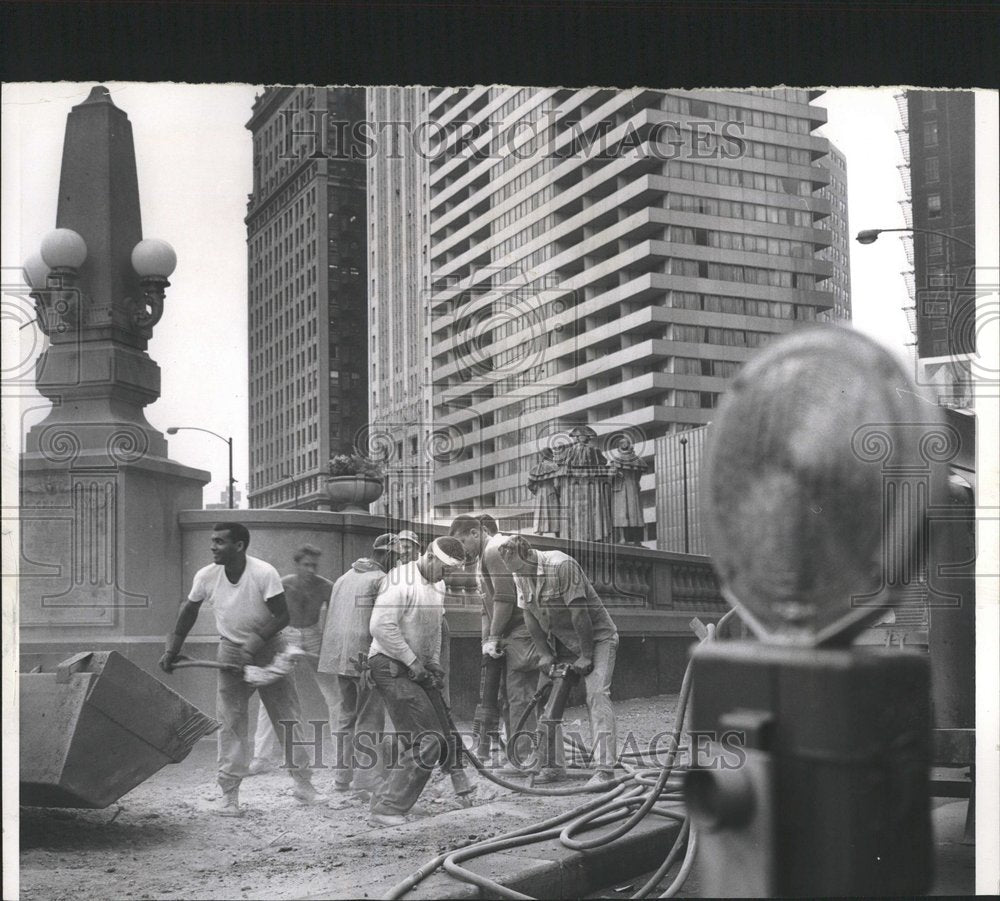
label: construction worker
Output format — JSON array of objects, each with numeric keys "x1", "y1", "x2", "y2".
[
  {"x1": 392, "y1": 529, "x2": 422, "y2": 565},
  {"x1": 315, "y1": 533, "x2": 396, "y2": 794},
  {"x1": 367, "y1": 536, "x2": 466, "y2": 826},
  {"x1": 159, "y1": 522, "x2": 320, "y2": 816},
  {"x1": 449, "y1": 514, "x2": 542, "y2": 763},
  {"x1": 497, "y1": 534, "x2": 620, "y2": 788},
  {"x1": 249, "y1": 544, "x2": 335, "y2": 775}
]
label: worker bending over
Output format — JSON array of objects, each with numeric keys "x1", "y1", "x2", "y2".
[
  {"x1": 497, "y1": 534, "x2": 619, "y2": 788},
  {"x1": 367, "y1": 537, "x2": 466, "y2": 826},
  {"x1": 449, "y1": 514, "x2": 542, "y2": 762}
]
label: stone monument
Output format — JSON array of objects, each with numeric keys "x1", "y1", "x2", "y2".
[
  {"x1": 607, "y1": 435, "x2": 647, "y2": 545},
  {"x1": 19, "y1": 87, "x2": 209, "y2": 665}
]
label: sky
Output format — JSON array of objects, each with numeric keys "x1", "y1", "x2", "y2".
[{"x1": 1, "y1": 84, "x2": 919, "y2": 504}]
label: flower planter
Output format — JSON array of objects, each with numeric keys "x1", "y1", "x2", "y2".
[{"x1": 324, "y1": 475, "x2": 383, "y2": 513}]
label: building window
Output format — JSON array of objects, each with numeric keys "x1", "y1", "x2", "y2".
[
  {"x1": 922, "y1": 93, "x2": 937, "y2": 111},
  {"x1": 927, "y1": 194, "x2": 942, "y2": 218},
  {"x1": 923, "y1": 121, "x2": 938, "y2": 147},
  {"x1": 928, "y1": 233, "x2": 944, "y2": 258},
  {"x1": 925, "y1": 157, "x2": 940, "y2": 183}
]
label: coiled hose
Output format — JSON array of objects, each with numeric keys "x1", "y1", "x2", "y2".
[{"x1": 382, "y1": 608, "x2": 736, "y2": 900}]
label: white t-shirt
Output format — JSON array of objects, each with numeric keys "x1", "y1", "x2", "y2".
[{"x1": 188, "y1": 555, "x2": 284, "y2": 645}]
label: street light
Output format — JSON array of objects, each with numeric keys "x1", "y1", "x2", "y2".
[
  {"x1": 855, "y1": 227, "x2": 976, "y2": 251},
  {"x1": 679, "y1": 436, "x2": 690, "y2": 554},
  {"x1": 166, "y1": 426, "x2": 234, "y2": 509},
  {"x1": 281, "y1": 468, "x2": 300, "y2": 509}
]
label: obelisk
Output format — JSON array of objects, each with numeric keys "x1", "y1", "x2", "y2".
[{"x1": 20, "y1": 86, "x2": 210, "y2": 663}]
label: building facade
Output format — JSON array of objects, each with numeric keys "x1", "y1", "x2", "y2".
[
  {"x1": 366, "y1": 87, "x2": 436, "y2": 525},
  {"x1": 905, "y1": 91, "x2": 976, "y2": 394},
  {"x1": 655, "y1": 424, "x2": 709, "y2": 555},
  {"x1": 817, "y1": 142, "x2": 852, "y2": 323},
  {"x1": 423, "y1": 88, "x2": 843, "y2": 536},
  {"x1": 246, "y1": 87, "x2": 368, "y2": 509}
]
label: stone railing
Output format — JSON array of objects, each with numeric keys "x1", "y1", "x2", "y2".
[{"x1": 178, "y1": 511, "x2": 727, "y2": 638}]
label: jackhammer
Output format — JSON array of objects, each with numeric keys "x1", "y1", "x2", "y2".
[
  {"x1": 416, "y1": 675, "x2": 477, "y2": 807},
  {"x1": 530, "y1": 663, "x2": 580, "y2": 784},
  {"x1": 472, "y1": 653, "x2": 505, "y2": 755}
]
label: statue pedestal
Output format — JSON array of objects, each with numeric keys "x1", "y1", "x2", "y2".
[{"x1": 19, "y1": 450, "x2": 209, "y2": 651}]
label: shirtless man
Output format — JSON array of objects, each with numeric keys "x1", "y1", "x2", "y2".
[{"x1": 249, "y1": 544, "x2": 336, "y2": 773}]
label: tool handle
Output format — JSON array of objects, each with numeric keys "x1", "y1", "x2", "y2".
[{"x1": 171, "y1": 658, "x2": 242, "y2": 673}]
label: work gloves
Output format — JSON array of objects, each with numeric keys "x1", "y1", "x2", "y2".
[
  {"x1": 425, "y1": 661, "x2": 447, "y2": 690},
  {"x1": 481, "y1": 638, "x2": 504, "y2": 659}
]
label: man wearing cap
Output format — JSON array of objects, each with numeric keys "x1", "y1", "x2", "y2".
[
  {"x1": 367, "y1": 536, "x2": 466, "y2": 826},
  {"x1": 316, "y1": 533, "x2": 396, "y2": 793},
  {"x1": 449, "y1": 514, "x2": 542, "y2": 763},
  {"x1": 497, "y1": 534, "x2": 619, "y2": 789},
  {"x1": 249, "y1": 544, "x2": 335, "y2": 775},
  {"x1": 393, "y1": 530, "x2": 422, "y2": 565}
]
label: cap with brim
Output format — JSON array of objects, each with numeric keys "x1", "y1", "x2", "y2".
[
  {"x1": 373, "y1": 533, "x2": 397, "y2": 551},
  {"x1": 395, "y1": 529, "x2": 421, "y2": 546},
  {"x1": 569, "y1": 425, "x2": 596, "y2": 438}
]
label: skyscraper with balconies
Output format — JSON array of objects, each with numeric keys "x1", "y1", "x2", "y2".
[
  {"x1": 246, "y1": 86, "x2": 368, "y2": 509},
  {"x1": 366, "y1": 87, "x2": 436, "y2": 525},
  {"x1": 424, "y1": 88, "x2": 843, "y2": 537}
]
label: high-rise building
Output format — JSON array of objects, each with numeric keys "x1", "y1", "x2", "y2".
[
  {"x1": 246, "y1": 87, "x2": 368, "y2": 509},
  {"x1": 905, "y1": 91, "x2": 976, "y2": 369},
  {"x1": 817, "y1": 142, "x2": 852, "y2": 323},
  {"x1": 366, "y1": 87, "x2": 435, "y2": 525},
  {"x1": 423, "y1": 88, "x2": 843, "y2": 535}
]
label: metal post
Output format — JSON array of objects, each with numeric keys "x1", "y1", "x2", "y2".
[
  {"x1": 680, "y1": 436, "x2": 690, "y2": 553},
  {"x1": 227, "y1": 437, "x2": 234, "y2": 509}
]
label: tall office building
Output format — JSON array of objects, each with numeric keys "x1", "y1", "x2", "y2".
[
  {"x1": 246, "y1": 87, "x2": 368, "y2": 509},
  {"x1": 423, "y1": 88, "x2": 842, "y2": 535},
  {"x1": 817, "y1": 143, "x2": 852, "y2": 323},
  {"x1": 366, "y1": 87, "x2": 435, "y2": 525},
  {"x1": 905, "y1": 91, "x2": 976, "y2": 364}
]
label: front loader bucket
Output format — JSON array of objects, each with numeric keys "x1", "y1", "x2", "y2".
[{"x1": 20, "y1": 650, "x2": 218, "y2": 808}]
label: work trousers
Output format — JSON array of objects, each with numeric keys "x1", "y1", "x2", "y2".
[
  {"x1": 566, "y1": 633, "x2": 619, "y2": 771},
  {"x1": 476, "y1": 624, "x2": 542, "y2": 760},
  {"x1": 369, "y1": 653, "x2": 446, "y2": 816},
  {"x1": 253, "y1": 624, "x2": 340, "y2": 764},
  {"x1": 216, "y1": 637, "x2": 314, "y2": 793},
  {"x1": 324, "y1": 672, "x2": 387, "y2": 790}
]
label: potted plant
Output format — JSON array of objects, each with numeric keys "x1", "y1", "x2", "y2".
[{"x1": 325, "y1": 452, "x2": 385, "y2": 512}]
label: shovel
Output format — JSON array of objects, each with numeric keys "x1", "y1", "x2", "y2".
[{"x1": 171, "y1": 646, "x2": 309, "y2": 686}]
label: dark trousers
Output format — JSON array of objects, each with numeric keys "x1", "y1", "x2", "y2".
[{"x1": 369, "y1": 653, "x2": 446, "y2": 816}]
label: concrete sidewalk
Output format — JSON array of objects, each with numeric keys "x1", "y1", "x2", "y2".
[{"x1": 385, "y1": 796, "x2": 974, "y2": 899}]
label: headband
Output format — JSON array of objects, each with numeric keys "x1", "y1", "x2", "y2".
[{"x1": 430, "y1": 540, "x2": 464, "y2": 567}]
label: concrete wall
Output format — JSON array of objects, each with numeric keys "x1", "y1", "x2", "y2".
[{"x1": 22, "y1": 509, "x2": 728, "y2": 722}]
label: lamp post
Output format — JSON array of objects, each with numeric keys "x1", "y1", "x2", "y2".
[
  {"x1": 281, "y1": 468, "x2": 300, "y2": 509},
  {"x1": 167, "y1": 426, "x2": 234, "y2": 508},
  {"x1": 855, "y1": 227, "x2": 975, "y2": 252},
  {"x1": 679, "y1": 436, "x2": 690, "y2": 554}
]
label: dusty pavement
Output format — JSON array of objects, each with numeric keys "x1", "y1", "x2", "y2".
[{"x1": 20, "y1": 694, "x2": 683, "y2": 900}]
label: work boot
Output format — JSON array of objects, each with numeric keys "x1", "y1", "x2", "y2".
[
  {"x1": 212, "y1": 787, "x2": 243, "y2": 817},
  {"x1": 584, "y1": 770, "x2": 617, "y2": 790},
  {"x1": 531, "y1": 767, "x2": 568, "y2": 786},
  {"x1": 292, "y1": 779, "x2": 323, "y2": 805},
  {"x1": 369, "y1": 809, "x2": 407, "y2": 827}
]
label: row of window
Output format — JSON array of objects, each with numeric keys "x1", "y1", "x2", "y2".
[{"x1": 667, "y1": 192, "x2": 816, "y2": 228}]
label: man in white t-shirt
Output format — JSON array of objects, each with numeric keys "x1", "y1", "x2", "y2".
[{"x1": 159, "y1": 522, "x2": 319, "y2": 816}]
